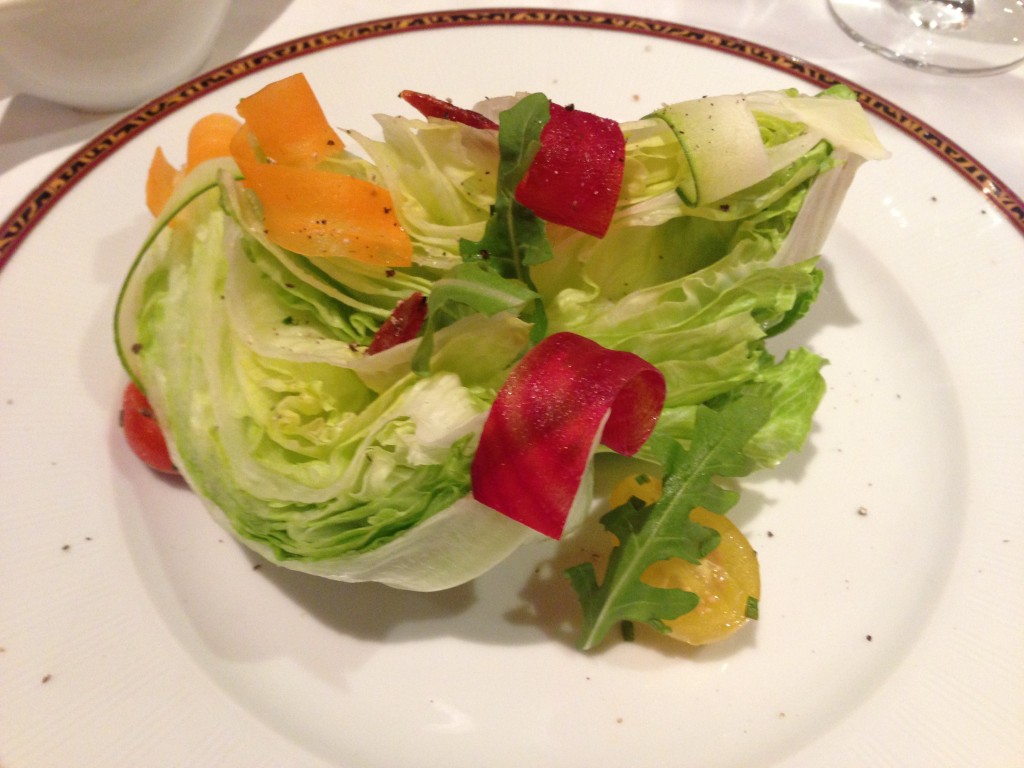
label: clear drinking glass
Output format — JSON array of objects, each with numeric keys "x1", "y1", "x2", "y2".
[{"x1": 827, "y1": 0, "x2": 1024, "y2": 74}]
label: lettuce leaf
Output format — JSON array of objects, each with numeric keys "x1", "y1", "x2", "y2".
[
  {"x1": 114, "y1": 83, "x2": 884, "y2": 605},
  {"x1": 348, "y1": 114, "x2": 499, "y2": 269},
  {"x1": 120, "y1": 168, "x2": 536, "y2": 591}
]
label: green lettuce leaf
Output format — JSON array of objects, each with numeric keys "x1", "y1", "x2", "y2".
[
  {"x1": 114, "y1": 83, "x2": 884, "y2": 606},
  {"x1": 348, "y1": 114, "x2": 499, "y2": 269},
  {"x1": 120, "y1": 168, "x2": 537, "y2": 591}
]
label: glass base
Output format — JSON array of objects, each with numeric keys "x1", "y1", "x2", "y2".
[{"x1": 828, "y1": 0, "x2": 1024, "y2": 75}]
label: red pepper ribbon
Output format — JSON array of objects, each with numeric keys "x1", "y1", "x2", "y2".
[
  {"x1": 399, "y1": 90, "x2": 499, "y2": 130},
  {"x1": 400, "y1": 91, "x2": 625, "y2": 239},
  {"x1": 514, "y1": 103, "x2": 625, "y2": 239},
  {"x1": 366, "y1": 291, "x2": 428, "y2": 355},
  {"x1": 472, "y1": 332, "x2": 665, "y2": 539}
]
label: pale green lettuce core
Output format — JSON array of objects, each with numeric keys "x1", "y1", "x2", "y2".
[
  {"x1": 349, "y1": 115, "x2": 499, "y2": 269},
  {"x1": 114, "y1": 85, "x2": 884, "y2": 590},
  {"x1": 124, "y1": 175, "x2": 536, "y2": 590},
  {"x1": 529, "y1": 85, "x2": 885, "y2": 467}
]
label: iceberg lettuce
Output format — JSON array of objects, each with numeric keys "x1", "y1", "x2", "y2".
[
  {"x1": 115, "y1": 83, "x2": 884, "y2": 593},
  {"x1": 119, "y1": 171, "x2": 540, "y2": 590}
]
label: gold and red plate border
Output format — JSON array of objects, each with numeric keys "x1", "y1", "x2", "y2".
[{"x1": 2, "y1": 8, "x2": 1022, "y2": 270}]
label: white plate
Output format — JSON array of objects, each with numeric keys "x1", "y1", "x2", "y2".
[{"x1": 1, "y1": 10, "x2": 1021, "y2": 767}]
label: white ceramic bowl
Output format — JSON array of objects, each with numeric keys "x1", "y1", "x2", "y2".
[{"x1": 0, "y1": 0, "x2": 231, "y2": 112}]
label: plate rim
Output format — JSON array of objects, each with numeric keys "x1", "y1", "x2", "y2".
[
  {"x1": 0, "y1": 6, "x2": 1022, "y2": 275},
  {"x1": 1, "y1": 8, "x2": 1021, "y2": 766}
]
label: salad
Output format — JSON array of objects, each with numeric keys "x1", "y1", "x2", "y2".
[{"x1": 114, "y1": 74, "x2": 886, "y2": 651}]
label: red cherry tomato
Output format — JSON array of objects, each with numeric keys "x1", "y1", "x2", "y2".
[{"x1": 120, "y1": 381, "x2": 178, "y2": 474}]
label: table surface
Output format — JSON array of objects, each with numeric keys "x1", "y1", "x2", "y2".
[{"x1": 1, "y1": 0, "x2": 1022, "y2": 226}]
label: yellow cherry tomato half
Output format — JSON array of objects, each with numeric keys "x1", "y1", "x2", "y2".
[{"x1": 609, "y1": 473, "x2": 761, "y2": 646}]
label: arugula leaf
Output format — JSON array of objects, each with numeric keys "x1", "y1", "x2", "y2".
[
  {"x1": 428, "y1": 262, "x2": 539, "y2": 315},
  {"x1": 411, "y1": 262, "x2": 538, "y2": 374},
  {"x1": 565, "y1": 392, "x2": 772, "y2": 650},
  {"x1": 460, "y1": 92, "x2": 553, "y2": 277},
  {"x1": 414, "y1": 95, "x2": 560, "y2": 375},
  {"x1": 745, "y1": 595, "x2": 760, "y2": 620},
  {"x1": 458, "y1": 93, "x2": 553, "y2": 342}
]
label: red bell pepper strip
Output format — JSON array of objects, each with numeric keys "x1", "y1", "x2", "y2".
[
  {"x1": 400, "y1": 91, "x2": 625, "y2": 238},
  {"x1": 366, "y1": 291, "x2": 428, "y2": 355},
  {"x1": 471, "y1": 332, "x2": 665, "y2": 539},
  {"x1": 514, "y1": 103, "x2": 626, "y2": 239},
  {"x1": 399, "y1": 90, "x2": 499, "y2": 130}
]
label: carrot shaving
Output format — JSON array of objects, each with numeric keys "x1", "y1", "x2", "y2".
[
  {"x1": 235, "y1": 73, "x2": 344, "y2": 167},
  {"x1": 230, "y1": 78, "x2": 412, "y2": 266},
  {"x1": 228, "y1": 123, "x2": 262, "y2": 178},
  {"x1": 186, "y1": 113, "x2": 242, "y2": 172},
  {"x1": 145, "y1": 147, "x2": 179, "y2": 217},
  {"x1": 144, "y1": 113, "x2": 239, "y2": 219},
  {"x1": 247, "y1": 163, "x2": 410, "y2": 266},
  {"x1": 145, "y1": 73, "x2": 411, "y2": 267}
]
